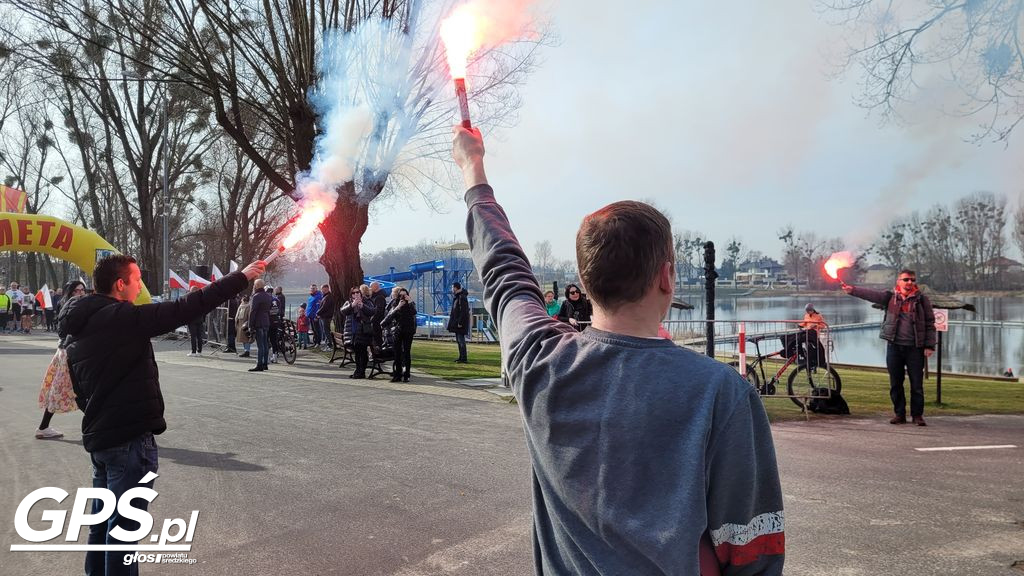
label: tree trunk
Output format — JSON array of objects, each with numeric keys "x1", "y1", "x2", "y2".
[
  {"x1": 318, "y1": 189, "x2": 368, "y2": 297},
  {"x1": 27, "y1": 252, "x2": 38, "y2": 292}
]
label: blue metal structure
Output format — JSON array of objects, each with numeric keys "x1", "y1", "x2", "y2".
[{"x1": 364, "y1": 244, "x2": 474, "y2": 325}]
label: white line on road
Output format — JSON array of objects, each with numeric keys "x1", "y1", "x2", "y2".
[{"x1": 914, "y1": 445, "x2": 1017, "y2": 452}]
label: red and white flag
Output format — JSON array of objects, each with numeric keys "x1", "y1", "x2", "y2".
[
  {"x1": 188, "y1": 270, "x2": 211, "y2": 290},
  {"x1": 229, "y1": 260, "x2": 239, "y2": 273},
  {"x1": 35, "y1": 284, "x2": 53, "y2": 309},
  {"x1": 211, "y1": 264, "x2": 225, "y2": 281},
  {"x1": 168, "y1": 269, "x2": 187, "y2": 290}
]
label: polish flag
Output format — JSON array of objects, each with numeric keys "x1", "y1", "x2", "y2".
[
  {"x1": 188, "y1": 271, "x2": 211, "y2": 290},
  {"x1": 168, "y1": 270, "x2": 188, "y2": 290},
  {"x1": 229, "y1": 260, "x2": 239, "y2": 273},
  {"x1": 211, "y1": 264, "x2": 225, "y2": 281},
  {"x1": 35, "y1": 284, "x2": 53, "y2": 309}
]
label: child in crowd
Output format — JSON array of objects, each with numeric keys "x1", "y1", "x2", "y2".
[{"x1": 296, "y1": 303, "x2": 310, "y2": 350}]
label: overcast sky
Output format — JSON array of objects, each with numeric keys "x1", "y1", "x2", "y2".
[{"x1": 358, "y1": 0, "x2": 1024, "y2": 265}]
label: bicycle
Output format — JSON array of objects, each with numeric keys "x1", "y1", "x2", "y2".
[
  {"x1": 729, "y1": 331, "x2": 842, "y2": 411},
  {"x1": 271, "y1": 319, "x2": 298, "y2": 365}
]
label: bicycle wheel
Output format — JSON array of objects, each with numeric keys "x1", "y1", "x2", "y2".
[
  {"x1": 283, "y1": 334, "x2": 297, "y2": 364},
  {"x1": 786, "y1": 365, "x2": 842, "y2": 410},
  {"x1": 728, "y1": 360, "x2": 762, "y2": 393}
]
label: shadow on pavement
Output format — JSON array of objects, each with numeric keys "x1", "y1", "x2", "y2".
[{"x1": 159, "y1": 446, "x2": 267, "y2": 472}]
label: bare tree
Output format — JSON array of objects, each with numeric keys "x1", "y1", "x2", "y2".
[
  {"x1": 4, "y1": 0, "x2": 546, "y2": 295},
  {"x1": 186, "y1": 136, "x2": 292, "y2": 268},
  {"x1": 870, "y1": 219, "x2": 907, "y2": 270},
  {"x1": 823, "y1": 0, "x2": 1024, "y2": 141},
  {"x1": 4, "y1": 3, "x2": 221, "y2": 287},
  {"x1": 1014, "y1": 195, "x2": 1024, "y2": 264},
  {"x1": 722, "y1": 237, "x2": 744, "y2": 281},
  {"x1": 953, "y1": 191, "x2": 1006, "y2": 285},
  {"x1": 0, "y1": 81, "x2": 63, "y2": 288}
]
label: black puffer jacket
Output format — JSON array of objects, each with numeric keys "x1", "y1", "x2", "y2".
[
  {"x1": 382, "y1": 298, "x2": 418, "y2": 337},
  {"x1": 58, "y1": 272, "x2": 248, "y2": 452},
  {"x1": 447, "y1": 289, "x2": 471, "y2": 335},
  {"x1": 339, "y1": 296, "x2": 376, "y2": 347}
]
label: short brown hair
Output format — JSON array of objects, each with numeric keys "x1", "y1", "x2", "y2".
[
  {"x1": 575, "y1": 201, "x2": 673, "y2": 311},
  {"x1": 898, "y1": 269, "x2": 916, "y2": 278},
  {"x1": 94, "y1": 254, "x2": 136, "y2": 294}
]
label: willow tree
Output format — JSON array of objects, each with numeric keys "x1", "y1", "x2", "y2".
[
  {"x1": 823, "y1": 0, "x2": 1024, "y2": 142},
  {"x1": 7, "y1": 0, "x2": 544, "y2": 292}
]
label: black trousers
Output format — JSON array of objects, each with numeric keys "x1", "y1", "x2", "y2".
[
  {"x1": 886, "y1": 342, "x2": 926, "y2": 418},
  {"x1": 353, "y1": 343, "x2": 369, "y2": 376},
  {"x1": 392, "y1": 333, "x2": 414, "y2": 378},
  {"x1": 227, "y1": 319, "x2": 236, "y2": 350},
  {"x1": 188, "y1": 324, "x2": 203, "y2": 353}
]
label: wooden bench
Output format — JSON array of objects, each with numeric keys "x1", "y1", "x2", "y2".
[
  {"x1": 329, "y1": 331, "x2": 354, "y2": 366},
  {"x1": 367, "y1": 343, "x2": 394, "y2": 380}
]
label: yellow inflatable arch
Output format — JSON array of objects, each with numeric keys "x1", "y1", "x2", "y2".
[{"x1": 0, "y1": 213, "x2": 152, "y2": 304}]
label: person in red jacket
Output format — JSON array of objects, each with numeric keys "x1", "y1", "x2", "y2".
[{"x1": 296, "y1": 303, "x2": 310, "y2": 349}]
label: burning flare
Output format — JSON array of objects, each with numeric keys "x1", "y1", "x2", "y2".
[
  {"x1": 441, "y1": 8, "x2": 480, "y2": 128},
  {"x1": 824, "y1": 251, "x2": 856, "y2": 281},
  {"x1": 440, "y1": 8, "x2": 481, "y2": 79}
]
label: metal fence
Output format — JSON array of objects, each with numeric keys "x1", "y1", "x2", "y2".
[{"x1": 664, "y1": 319, "x2": 842, "y2": 409}]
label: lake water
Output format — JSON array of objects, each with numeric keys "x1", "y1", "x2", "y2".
[
  {"x1": 281, "y1": 288, "x2": 1021, "y2": 376},
  {"x1": 668, "y1": 294, "x2": 1023, "y2": 377}
]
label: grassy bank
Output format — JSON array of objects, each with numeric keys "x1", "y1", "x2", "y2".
[{"x1": 408, "y1": 340, "x2": 1024, "y2": 421}]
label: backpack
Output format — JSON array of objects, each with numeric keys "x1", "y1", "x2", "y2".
[{"x1": 807, "y1": 388, "x2": 850, "y2": 415}]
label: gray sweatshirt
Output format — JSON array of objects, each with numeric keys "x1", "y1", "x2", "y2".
[{"x1": 465, "y1": 184, "x2": 784, "y2": 575}]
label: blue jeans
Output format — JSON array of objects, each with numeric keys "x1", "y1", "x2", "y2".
[
  {"x1": 86, "y1": 433, "x2": 159, "y2": 576},
  {"x1": 255, "y1": 326, "x2": 270, "y2": 367},
  {"x1": 455, "y1": 332, "x2": 467, "y2": 361}
]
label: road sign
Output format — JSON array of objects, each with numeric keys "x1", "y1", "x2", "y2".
[{"x1": 934, "y1": 309, "x2": 948, "y2": 332}]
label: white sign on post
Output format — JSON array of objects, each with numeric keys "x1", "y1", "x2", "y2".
[{"x1": 934, "y1": 309, "x2": 948, "y2": 332}]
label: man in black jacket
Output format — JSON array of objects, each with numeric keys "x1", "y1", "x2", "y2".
[
  {"x1": 58, "y1": 254, "x2": 264, "y2": 576},
  {"x1": 249, "y1": 279, "x2": 273, "y2": 371},
  {"x1": 447, "y1": 282, "x2": 471, "y2": 363},
  {"x1": 843, "y1": 269, "x2": 936, "y2": 426},
  {"x1": 316, "y1": 283, "x2": 335, "y2": 346}
]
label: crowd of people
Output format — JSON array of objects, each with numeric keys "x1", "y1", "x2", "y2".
[{"x1": 1, "y1": 281, "x2": 68, "y2": 334}]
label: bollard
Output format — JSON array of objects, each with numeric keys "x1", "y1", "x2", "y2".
[{"x1": 738, "y1": 322, "x2": 746, "y2": 377}]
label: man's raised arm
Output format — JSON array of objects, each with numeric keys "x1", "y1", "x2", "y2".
[{"x1": 452, "y1": 126, "x2": 571, "y2": 377}]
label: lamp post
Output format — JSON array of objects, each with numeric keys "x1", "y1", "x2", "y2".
[{"x1": 161, "y1": 92, "x2": 169, "y2": 299}]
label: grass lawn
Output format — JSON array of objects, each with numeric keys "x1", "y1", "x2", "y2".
[
  {"x1": 761, "y1": 366, "x2": 1024, "y2": 422},
  {"x1": 409, "y1": 339, "x2": 1024, "y2": 421},
  {"x1": 407, "y1": 339, "x2": 503, "y2": 380}
]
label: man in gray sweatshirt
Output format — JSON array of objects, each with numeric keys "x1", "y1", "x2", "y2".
[{"x1": 452, "y1": 126, "x2": 785, "y2": 575}]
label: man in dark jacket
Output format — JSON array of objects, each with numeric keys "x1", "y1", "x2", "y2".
[
  {"x1": 316, "y1": 283, "x2": 336, "y2": 344},
  {"x1": 447, "y1": 281, "x2": 471, "y2": 363},
  {"x1": 58, "y1": 254, "x2": 263, "y2": 576},
  {"x1": 249, "y1": 279, "x2": 273, "y2": 372},
  {"x1": 843, "y1": 269, "x2": 936, "y2": 426}
]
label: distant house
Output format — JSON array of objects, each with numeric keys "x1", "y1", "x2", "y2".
[
  {"x1": 735, "y1": 257, "x2": 785, "y2": 286},
  {"x1": 863, "y1": 264, "x2": 897, "y2": 287},
  {"x1": 981, "y1": 256, "x2": 1024, "y2": 276}
]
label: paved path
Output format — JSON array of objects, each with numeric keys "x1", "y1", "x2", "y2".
[{"x1": 1, "y1": 332, "x2": 1021, "y2": 575}]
